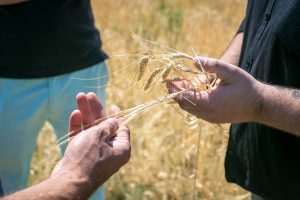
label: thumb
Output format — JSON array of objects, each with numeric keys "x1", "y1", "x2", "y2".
[
  {"x1": 109, "y1": 105, "x2": 121, "y2": 115},
  {"x1": 99, "y1": 118, "x2": 120, "y2": 140},
  {"x1": 194, "y1": 56, "x2": 234, "y2": 82}
]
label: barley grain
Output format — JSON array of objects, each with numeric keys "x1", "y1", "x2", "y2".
[
  {"x1": 144, "y1": 67, "x2": 165, "y2": 90},
  {"x1": 137, "y1": 56, "x2": 149, "y2": 80}
]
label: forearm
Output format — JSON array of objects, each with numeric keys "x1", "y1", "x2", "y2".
[
  {"x1": 220, "y1": 32, "x2": 244, "y2": 66},
  {"x1": 0, "y1": 0, "x2": 28, "y2": 5},
  {"x1": 2, "y1": 171, "x2": 95, "y2": 200},
  {"x1": 255, "y1": 82, "x2": 300, "y2": 136}
]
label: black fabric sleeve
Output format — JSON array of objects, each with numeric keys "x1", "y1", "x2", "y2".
[{"x1": 237, "y1": 18, "x2": 246, "y2": 34}]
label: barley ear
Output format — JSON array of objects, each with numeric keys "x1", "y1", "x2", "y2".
[
  {"x1": 137, "y1": 56, "x2": 149, "y2": 81},
  {"x1": 144, "y1": 67, "x2": 165, "y2": 90},
  {"x1": 161, "y1": 66, "x2": 172, "y2": 81}
]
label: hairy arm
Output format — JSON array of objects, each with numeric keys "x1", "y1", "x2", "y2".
[
  {"x1": 220, "y1": 32, "x2": 244, "y2": 66},
  {"x1": 257, "y1": 84, "x2": 300, "y2": 136},
  {"x1": 0, "y1": 0, "x2": 28, "y2": 5},
  {"x1": 1, "y1": 93, "x2": 131, "y2": 200},
  {"x1": 168, "y1": 57, "x2": 300, "y2": 137},
  {"x1": 2, "y1": 171, "x2": 94, "y2": 200},
  {"x1": 1, "y1": 121, "x2": 130, "y2": 200}
]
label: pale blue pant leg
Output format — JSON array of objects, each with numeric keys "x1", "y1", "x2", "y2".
[
  {"x1": 49, "y1": 62, "x2": 108, "y2": 200},
  {"x1": 0, "y1": 79, "x2": 49, "y2": 195}
]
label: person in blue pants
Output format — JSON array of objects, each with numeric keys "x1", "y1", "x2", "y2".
[
  {"x1": 0, "y1": 1, "x2": 109, "y2": 199},
  {"x1": 1, "y1": 92, "x2": 131, "y2": 200}
]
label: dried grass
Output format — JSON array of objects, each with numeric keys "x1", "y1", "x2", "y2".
[{"x1": 30, "y1": 0, "x2": 250, "y2": 199}]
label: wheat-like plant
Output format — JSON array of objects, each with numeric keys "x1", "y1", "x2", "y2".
[
  {"x1": 135, "y1": 51, "x2": 216, "y2": 92},
  {"x1": 56, "y1": 88, "x2": 194, "y2": 146},
  {"x1": 133, "y1": 50, "x2": 217, "y2": 200},
  {"x1": 57, "y1": 43, "x2": 218, "y2": 200},
  {"x1": 57, "y1": 50, "x2": 215, "y2": 146}
]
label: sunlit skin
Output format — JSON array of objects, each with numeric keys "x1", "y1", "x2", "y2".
[
  {"x1": 2, "y1": 93, "x2": 131, "y2": 200},
  {"x1": 168, "y1": 56, "x2": 300, "y2": 136}
]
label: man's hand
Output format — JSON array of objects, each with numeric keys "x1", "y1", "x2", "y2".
[
  {"x1": 167, "y1": 57, "x2": 300, "y2": 136},
  {"x1": 167, "y1": 57, "x2": 264, "y2": 123},
  {"x1": 2, "y1": 93, "x2": 130, "y2": 200},
  {"x1": 53, "y1": 92, "x2": 130, "y2": 187},
  {"x1": 56, "y1": 117, "x2": 130, "y2": 188}
]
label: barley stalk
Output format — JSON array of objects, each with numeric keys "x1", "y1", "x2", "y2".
[
  {"x1": 173, "y1": 62, "x2": 198, "y2": 74},
  {"x1": 161, "y1": 77, "x2": 185, "y2": 83},
  {"x1": 164, "y1": 52, "x2": 194, "y2": 60},
  {"x1": 57, "y1": 88, "x2": 194, "y2": 146}
]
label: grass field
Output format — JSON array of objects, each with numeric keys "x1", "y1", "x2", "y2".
[{"x1": 29, "y1": 0, "x2": 249, "y2": 199}]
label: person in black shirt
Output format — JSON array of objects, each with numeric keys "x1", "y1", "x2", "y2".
[
  {"x1": 0, "y1": 0, "x2": 108, "y2": 199},
  {"x1": 168, "y1": 0, "x2": 300, "y2": 199}
]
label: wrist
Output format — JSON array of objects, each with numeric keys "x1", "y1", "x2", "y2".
[{"x1": 52, "y1": 167, "x2": 96, "y2": 200}]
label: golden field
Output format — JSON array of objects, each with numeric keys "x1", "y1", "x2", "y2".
[{"x1": 29, "y1": 0, "x2": 249, "y2": 199}]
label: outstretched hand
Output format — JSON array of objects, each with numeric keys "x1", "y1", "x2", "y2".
[
  {"x1": 52, "y1": 93, "x2": 130, "y2": 190},
  {"x1": 167, "y1": 57, "x2": 264, "y2": 123}
]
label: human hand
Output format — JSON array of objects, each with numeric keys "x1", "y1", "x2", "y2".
[
  {"x1": 167, "y1": 57, "x2": 264, "y2": 123},
  {"x1": 1, "y1": 93, "x2": 130, "y2": 200},
  {"x1": 52, "y1": 93, "x2": 130, "y2": 191},
  {"x1": 68, "y1": 92, "x2": 107, "y2": 138}
]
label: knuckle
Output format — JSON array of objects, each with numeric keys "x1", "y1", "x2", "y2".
[
  {"x1": 214, "y1": 58, "x2": 220, "y2": 67},
  {"x1": 97, "y1": 126, "x2": 110, "y2": 138},
  {"x1": 210, "y1": 58, "x2": 219, "y2": 67},
  {"x1": 106, "y1": 118, "x2": 119, "y2": 131}
]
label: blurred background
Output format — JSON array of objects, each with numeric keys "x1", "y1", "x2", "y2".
[{"x1": 29, "y1": 0, "x2": 249, "y2": 199}]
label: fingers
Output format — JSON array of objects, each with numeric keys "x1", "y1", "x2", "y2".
[
  {"x1": 77, "y1": 92, "x2": 93, "y2": 125},
  {"x1": 98, "y1": 118, "x2": 119, "y2": 141},
  {"x1": 167, "y1": 80, "x2": 189, "y2": 93},
  {"x1": 194, "y1": 56, "x2": 234, "y2": 83},
  {"x1": 111, "y1": 119, "x2": 131, "y2": 164},
  {"x1": 114, "y1": 125, "x2": 131, "y2": 164},
  {"x1": 69, "y1": 109, "x2": 83, "y2": 138},
  {"x1": 107, "y1": 106, "x2": 130, "y2": 151},
  {"x1": 166, "y1": 80, "x2": 192, "y2": 102},
  {"x1": 109, "y1": 105, "x2": 121, "y2": 115},
  {"x1": 109, "y1": 105, "x2": 124, "y2": 124},
  {"x1": 115, "y1": 124, "x2": 131, "y2": 143},
  {"x1": 167, "y1": 81, "x2": 199, "y2": 105},
  {"x1": 86, "y1": 92, "x2": 106, "y2": 119},
  {"x1": 76, "y1": 92, "x2": 105, "y2": 127}
]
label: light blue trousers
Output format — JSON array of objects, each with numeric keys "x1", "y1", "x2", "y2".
[{"x1": 0, "y1": 62, "x2": 108, "y2": 199}]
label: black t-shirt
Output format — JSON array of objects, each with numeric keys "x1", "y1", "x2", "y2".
[
  {"x1": 225, "y1": 0, "x2": 300, "y2": 199},
  {"x1": 0, "y1": 0, "x2": 107, "y2": 78}
]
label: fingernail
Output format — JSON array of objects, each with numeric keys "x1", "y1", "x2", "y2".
[
  {"x1": 194, "y1": 56, "x2": 206, "y2": 65},
  {"x1": 111, "y1": 105, "x2": 121, "y2": 112}
]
